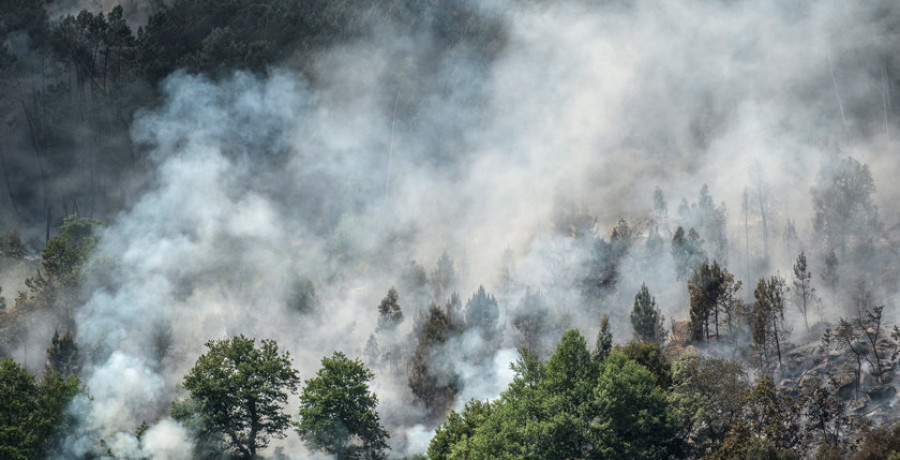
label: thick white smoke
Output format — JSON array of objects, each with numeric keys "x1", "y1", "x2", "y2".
[{"x1": 56, "y1": 0, "x2": 900, "y2": 457}]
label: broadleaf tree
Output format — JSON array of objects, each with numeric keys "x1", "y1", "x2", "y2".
[
  {"x1": 174, "y1": 335, "x2": 300, "y2": 459},
  {"x1": 297, "y1": 351, "x2": 389, "y2": 460}
]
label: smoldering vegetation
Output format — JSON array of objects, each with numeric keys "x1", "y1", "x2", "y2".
[{"x1": 4, "y1": 0, "x2": 900, "y2": 458}]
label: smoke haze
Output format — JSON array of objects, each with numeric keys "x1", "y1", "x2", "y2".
[{"x1": 13, "y1": 0, "x2": 900, "y2": 457}]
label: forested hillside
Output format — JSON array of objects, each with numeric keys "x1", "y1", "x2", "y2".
[{"x1": 4, "y1": 0, "x2": 900, "y2": 458}]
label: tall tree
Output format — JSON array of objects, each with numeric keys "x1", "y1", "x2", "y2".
[
  {"x1": 297, "y1": 351, "x2": 389, "y2": 460},
  {"x1": 593, "y1": 314, "x2": 613, "y2": 362},
  {"x1": 687, "y1": 260, "x2": 734, "y2": 341},
  {"x1": 464, "y1": 286, "x2": 499, "y2": 340},
  {"x1": 752, "y1": 277, "x2": 789, "y2": 369},
  {"x1": 812, "y1": 156, "x2": 880, "y2": 257},
  {"x1": 174, "y1": 335, "x2": 300, "y2": 459},
  {"x1": 672, "y1": 226, "x2": 706, "y2": 281},
  {"x1": 409, "y1": 302, "x2": 459, "y2": 420},
  {"x1": 791, "y1": 252, "x2": 818, "y2": 330},
  {"x1": 45, "y1": 330, "x2": 81, "y2": 376},
  {"x1": 512, "y1": 288, "x2": 550, "y2": 354},
  {"x1": 593, "y1": 352, "x2": 678, "y2": 459},
  {"x1": 0, "y1": 358, "x2": 80, "y2": 459},
  {"x1": 376, "y1": 286, "x2": 403, "y2": 330},
  {"x1": 630, "y1": 283, "x2": 666, "y2": 343}
]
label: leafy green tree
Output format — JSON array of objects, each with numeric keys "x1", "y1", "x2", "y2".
[
  {"x1": 592, "y1": 352, "x2": 678, "y2": 459},
  {"x1": 174, "y1": 335, "x2": 300, "y2": 459},
  {"x1": 630, "y1": 283, "x2": 666, "y2": 343},
  {"x1": 41, "y1": 215, "x2": 103, "y2": 283},
  {"x1": 668, "y1": 354, "x2": 749, "y2": 457},
  {"x1": 714, "y1": 376, "x2": 800, "y2": 459},
  {"x1": 297, "y1": 351, "x2": 389, "y2": 460},
  {"x1": 619, "y1": 341, "x2": 672, "y2": 389},
  {"x1": 461, "y1": 330, "x2": 598, "y2": 459},
  {"x1": 0, "y1": 358, "x2": 80, "y2": 459},
  {"x1": 46, "y1": 330, "x2": 81, "y2": 376},
  {"x1": 428, "y1": 399, "x2": 493, "y2": 460}
]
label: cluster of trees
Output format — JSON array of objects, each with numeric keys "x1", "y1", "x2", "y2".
[
  {"x1": 425, "y1": 328, "x2": 873, "y2": 459},
  {"x1": 0, "y1": 0, "x2": 505, "y2": 238},
  {"x1": 172, "y1": 335, "x2": 389, "y2": 459}
]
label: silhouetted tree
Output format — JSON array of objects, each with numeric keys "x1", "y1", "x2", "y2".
[
  {"x1": 752, "y1": 276, "x2": 788, "y2": 369},
  {"x1": 792, "y1": 252, "x2": 818, "y2": 330},
  {"x1": 672, "y1": 226, "x2": 706, "y2": 281},
  {"x1": 377, "y1": 287, "x2": 403, "y2": 330},
  {"x1": 630, "y1": 283, "x2": 666, "y2": 343},
  {"x1": 688, "y1": 260, "x2": 734, "y2": 341}
]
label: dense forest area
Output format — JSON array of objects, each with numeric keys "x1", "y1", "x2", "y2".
[{"x1": 6, "y1": 0, "x2": 900, "y2": 458}]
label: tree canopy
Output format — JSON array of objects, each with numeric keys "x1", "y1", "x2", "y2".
[
  {"x1": 297, "y1": 351, "x2": 389, "y2": 460},
  {"x1": 175, "y1": 335, "x2": 300, "y2": 459}
]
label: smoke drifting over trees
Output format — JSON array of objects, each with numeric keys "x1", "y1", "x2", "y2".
[{"x1": 5, "y1": 0, "x2": 900, "y2": 457}]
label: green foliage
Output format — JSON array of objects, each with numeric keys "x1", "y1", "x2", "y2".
[
  {"x1": 0, "y1": 358, "x2": 80, "y2": 459},
  {"x1": 428, "y1": 399, "x2": 493, "y2": 460},
  {"x1": 593, "y1": 314, "x2": 613, "y2": 362},
  {"x1": 630, "y1": 283, "x2": 666, "y2": 343},
  {"x1": 592, "y1": 352, "x2": 678, "y2": 459},
  {"x1": 543, "y1": 330, "x2": 600, "y2": 415},
  {"x1": 713, "y1": 376, "x2": 800, "y2": 459},
  {"x1": 45, "y1": 329, "x2": 81, "y2": 376},
  {"x1": 618, "y1": 341, "x2": 672, "y2": 389},
  {"x1": 176, "y1": 335, "x2": 300, "y2": 459},
  {"x1": 433, "y1": 331, "x2": 679, "y2": 460},
  {"x1": 669, "y1": 354, "x2": 749, "y2": 457},
  {"x1": 41, "y1": 215, "x2": 103, "y2": 283},
  {"x1": 297, "y1": 351, "x2": 388, "y2": 460}
]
